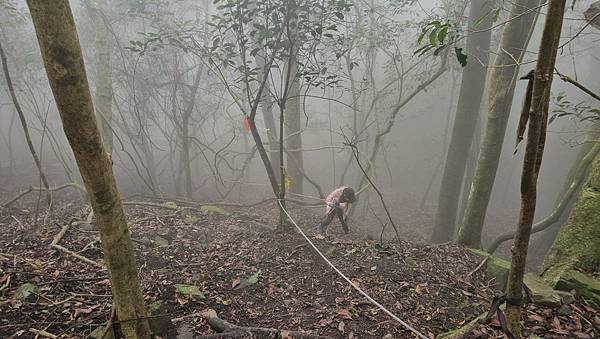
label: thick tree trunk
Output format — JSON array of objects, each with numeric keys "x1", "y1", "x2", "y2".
[
  {"x1": 26, "y1": 1, "x2": 151, "y2": 337},
  {"x1": 542, "y1": 154, "x2": 600, "y2": 284},
  {"x1": 432, "y1": 0, "x2": 494, "y2": 243},
  {"x1": 457, "y1": 0, "x2": 542, "y2": 247},
  {"x1": 92, "y1": 0, "x2": 113, "y2": 152},
  {"x1": 0, "y1": 41, "x2": 51, "y2": 203},
  {"x1": 505, "y1": 0, "x2": 565, "y2": 335}
]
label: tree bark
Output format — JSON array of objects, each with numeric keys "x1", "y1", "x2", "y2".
[
  {"x1": 26, "y1": 1, "x2": 151, "y2": 337},
  {"x1": 457, "y1": 0, "x2": 542, "y2": 248},
  {"x1": 542, "y1": 153, "x2": 600, "y2": 285},
  {"x1": 0, "y1": 40, "x2": 51, "y2": 204},
  {"x1": 432, "y1": 0, "x2": 494, "y2": 243},
  {"x1": 505, "y1": 0, "x2": 565, "y2": 335}
]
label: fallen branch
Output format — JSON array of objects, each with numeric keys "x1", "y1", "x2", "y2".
[
  {"x1": 28, "y1": 328, "x2": 58, "y2": 339},
  {"x1": 2, "y1": 183, "x2": 86, "y2": 208},
  {"x1": 50, "y1": 244, "x2": 103, "y2": 268},
  {"x1": 197, "y1": 309, "x2": 332, "y2": 339},
  {"x1": 51, "y1": 223, "x2": 71, "y2": 246},
  {"x1": 344, "y1": 139, "x2": 401, "y2": 240}
]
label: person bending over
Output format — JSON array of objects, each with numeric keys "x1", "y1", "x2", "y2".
[{"x1": 318, "y1": 186, "x2": 356, "y2": 235}]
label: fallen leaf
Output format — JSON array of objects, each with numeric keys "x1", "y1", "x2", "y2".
[
  {"x1": 231, "y1": 276, "x2": 241, "y2": 289},
  {"x1": 13, "y1": 283, "x2": 40, "y2": 300},
  {"x1": 337, "y1": 308, "x2": 352, "y2": 320},
  {"x1": 338, "y1": 321, "x2": 345, "y2": 333},
  {"x1": 234, "y1": 271, "x2": 260, "y2": 290},
  {"x1": 174, "y1": 284, "x2": 206, "y2": 298}
]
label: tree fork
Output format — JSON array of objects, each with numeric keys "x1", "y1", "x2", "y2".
[{"x1": 26, "y1": 0, "x2": 151, "y2": 337}]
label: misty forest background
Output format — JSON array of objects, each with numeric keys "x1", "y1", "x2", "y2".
[{"x1": 0, "y1": 0, "x2": 599, "y2": 337}]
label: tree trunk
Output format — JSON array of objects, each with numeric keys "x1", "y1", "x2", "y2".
[
  {"x1": 432, "y1": 0, "x2": 494, "y2": 243},
  {"x1": 0, "y1": 40, "x2": 52, "y2": 204},
  {"x1": 457, "y1": 0, "x2": 542, "y2": 248},
  {"x1": 253, "y1": 52, "x2": 281, "y2": 183},
  {"x1": 505, "y1": 0, "x2": 565, "y2": 335},
  {"x1": 285, "y1": 59, "x2": 304, "y2": 196},
  {"x1": 26, "y1": 1, "x2": 151, "y2": 337},
  {"x1": 542, "y1": 153, "x2": 600, "y2": 284},
  {"x1": 92, "y1": 0, "x2": 113, "y2": 152}
]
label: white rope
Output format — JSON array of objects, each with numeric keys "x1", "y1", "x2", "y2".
[{"x1": 277, "y1": 200, "x2": 429, "y2": 339}]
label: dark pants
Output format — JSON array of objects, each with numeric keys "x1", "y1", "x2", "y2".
[{"x1": 319, "y1": 207, "x2": 349, "y2": 234}]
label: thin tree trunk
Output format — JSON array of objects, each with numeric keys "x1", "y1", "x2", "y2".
[
  {"x1": 0, "y1": 40, "x2": 51, "y2": 204},
  {"x1": 254, "y1": 52, "x2": 281, "y2": 182},
  {"x1": 26, "y1": 1, "x2": 151, "y2": 337},
  {"x1": 505, "y1": 0, "x2": 565, "y2": 334},
  {"x1": 431, "y1": 0, "x2": 494, "y2": 243},
  {"x1": 458, "y1": 0, "x2": 542, "y2": 247},
  {"x1": 285, "y1": 60, "x2": 304, "y2": 196},
  {"x1": 92, "y1": 0, "x2": 113, "y2": 152}
]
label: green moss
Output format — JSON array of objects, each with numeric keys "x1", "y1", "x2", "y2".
[{"x1": 543, "y1": 157, "x2": 600, "y2": 280}]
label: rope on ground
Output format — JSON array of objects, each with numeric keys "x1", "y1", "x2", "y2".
[{"x1": 277, "y1": 200, "x2": 429, "y2": 339}]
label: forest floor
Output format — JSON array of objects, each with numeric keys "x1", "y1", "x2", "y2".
[{"x1": 0, "y1": 191, "x2": 598, "y2": 338}]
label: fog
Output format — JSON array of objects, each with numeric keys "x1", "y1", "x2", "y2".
[{"x1": 1, "y1": 0, "x2": 599, "y2": 259}]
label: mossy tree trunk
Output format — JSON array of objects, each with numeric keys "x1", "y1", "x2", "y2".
[
  {"x1": 26, "y1": 1, "x2": 151, "y2": 337},
  {"x1": 457, "y1": 0, "x2": 542, "y2": 247},
  {"x1": 431, "y1": 0, "x2": 494, "y2": 243},
  {"x1": 542, "y1": 154, "x2": 600, "y2": 284},
  {"x1": 505, "y1": 0, "x2": 565, "y2": 335}
]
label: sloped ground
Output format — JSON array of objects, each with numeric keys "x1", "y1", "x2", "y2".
[{"x1": 0, "y1": 194, "x2": 597, "y2": 338}]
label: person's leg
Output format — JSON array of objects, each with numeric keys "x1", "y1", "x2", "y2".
[
  {"x1": 337, "y1": 208, "x2": 349, "y2": 234},
  {"x1": 319, "y1": 210, "x2": 336, "y2": 234}
]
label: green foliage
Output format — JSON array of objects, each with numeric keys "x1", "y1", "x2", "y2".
[
  {"x1": 549, "y1": 92, "x2": 600, "y2": 124},
  {"x1": 414, "y1": 20, "x2": 465, "y2": 66}
]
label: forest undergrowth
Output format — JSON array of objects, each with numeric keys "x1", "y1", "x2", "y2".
[{"x1": 0, "y1": 189, "x2": 597, "y2": 338}]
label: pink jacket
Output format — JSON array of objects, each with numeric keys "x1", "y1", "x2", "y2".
[{"x1": 325, "y1": 186, "x2": 349, "y2": 215}]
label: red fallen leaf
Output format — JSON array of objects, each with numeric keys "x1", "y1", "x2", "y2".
[
  {"x1": 337, "y1": 308, "x2": 352, "y2": 320},
  {"x1": 73, "y1": 304, "x2": 100, "y2": 319},
  {"x1": 231, "y1": 276, "x2": 241, "y2": 289}
]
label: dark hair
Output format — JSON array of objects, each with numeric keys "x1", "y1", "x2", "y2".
[{"x1": 342, "y1": 187, "x2": 356, "y2": 203}]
